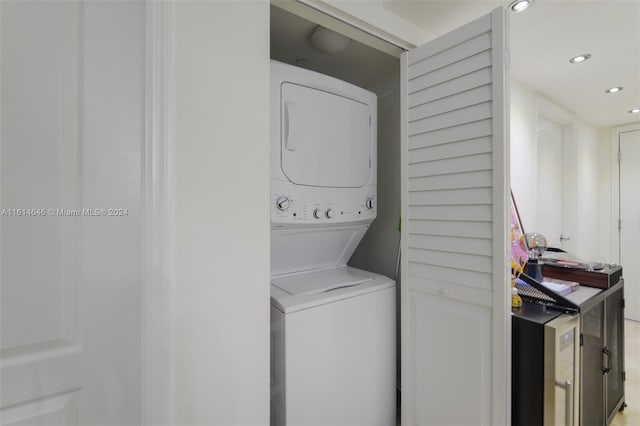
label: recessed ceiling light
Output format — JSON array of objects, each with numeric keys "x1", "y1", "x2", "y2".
[
  {"x1": 510, "y1": 0, "x2": 534, "y2": 12},
  {"x1": 605, "y1": 87, "x2": 624, "y2": 94},
  {"x1": 629, "y1": 108, "x2": 640, "y2": 114},
  {"x1": 569, "y1": 54, "x2": 591, "y2": 64}
]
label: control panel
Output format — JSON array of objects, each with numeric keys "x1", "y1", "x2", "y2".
[{"x1": 271, "y1": 180, "x2": 376, "y2": 226}]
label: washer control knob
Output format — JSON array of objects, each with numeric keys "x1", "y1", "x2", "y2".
[
  {"x1": 276, "y1": 196, "x2": 290, "y2": 211},
  {"x1": 365, "y1": 198, "x2": 374, "y2": 209},
  {"x1": 313, "y1": 209, "x2": 322, "y2": 219},
  {"x1": 325, "y1": 208, "x2": 334, "y2": 219}
]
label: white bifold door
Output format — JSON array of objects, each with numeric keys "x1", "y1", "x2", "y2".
[{"x1": 401, "y1": 7, "x2": 510, "y2": 425}]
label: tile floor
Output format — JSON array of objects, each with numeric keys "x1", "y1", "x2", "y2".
[{"x1": 611, "y1": 319, "x2": 640, "y2": 425}]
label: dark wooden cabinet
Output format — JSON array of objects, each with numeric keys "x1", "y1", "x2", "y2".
[
  {"x1": 512, "y1": 277, "x2": 625, "y2": 426},
  {"x1": 579, "y1": 281, "x2": 625, "y2": 426}
]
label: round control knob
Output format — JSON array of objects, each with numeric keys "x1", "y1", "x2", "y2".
[
  {"x1": 325, "y1": 208, "x2": 334, "y2": 219},
  {"x1": 313, "y1": 209, "x2": 322, "y2": 219},
  {"x1": 276, "y1": 196, "x2": 290, "y2": 211},
  {"x1": 365, "y1": 198, "x2": 374, "y2": 209}
]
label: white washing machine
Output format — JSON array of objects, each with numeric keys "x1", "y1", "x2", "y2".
[
  {"x1": 271, "y1": 267, "x2": 395, "y2": 426},
  {"x1": 270, "y1": 61, "x2": 396, "y2": 426}
]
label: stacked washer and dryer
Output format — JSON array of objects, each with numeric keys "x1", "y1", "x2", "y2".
[{"x1": 270, "y1": 60, "x2": 396, "y2": 426}]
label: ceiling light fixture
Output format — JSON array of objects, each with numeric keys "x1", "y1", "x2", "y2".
[
  {"x1": 569, "y1": 54, "x2": 591, "y2": 64},
  {"x1": 605, "y1": 87, "x2": 624, "y2": 94},
  {"x1": 509, "y1": 0, "x2": 534, "y2": 12},
  {"x1": 309, "y1": 26, "x2": 351, "y2": 55},
  {"x1": 629, "y1": 108, "x2": 640, "y2": 114}
]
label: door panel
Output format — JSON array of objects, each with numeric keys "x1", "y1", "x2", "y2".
[
  {"x1": 1, "y1": 4, "x2": 83, "y2": 423},
  {"x1": 401, "y1": 7, "x2": 509, "y2": 425},
  {"x1": 407, "y1": 68, "x2": 492, "y2": 108},
  {"x1": 408, "y1": 120, "x2": 492, "y2": 150},
  {"x1": 1, "y1": 0, "x2": 80, "y2": 357},
  {"x1": 581, "y1": 303, "x2": 605, "y2": 426},
  {"x1": 408, "y1": 293, "x2": 492, "y2": 425},
  {"x1": 536, "y1": 116, "x2": 564, "y2": 248},
  {"x1": 2, "y1": 392, "x2": 79, "y2": 426},
  {"x1": 408, "y1": 86, "x2": 492, "y2": 122},
  {"x1": 280, "y1": 83, "x2": 371, "y2": 188},
  {"x1": 620, "y1": 129, "x2": 640, "y2": 320},
  {"x1": 1, "y1": 1, "x2": 145, "y2": 424}
]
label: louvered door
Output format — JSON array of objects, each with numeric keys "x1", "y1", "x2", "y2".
[{"x1": 401, "y1": 8, "x2": 510, "y2": 425}]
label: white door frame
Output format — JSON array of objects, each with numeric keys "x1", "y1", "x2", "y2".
[
  {"x1": 610, "y1": 122, "x2": 640, "y2": 263},
  {"x1": 272, "y1": 2, "x2": 511, "y2": 425},
  {"x1": 142, "y1": 1, "x2": 171, "y2": 425},
  {"x1": 272, "y1": 0, "x2": 414, "y2": 57},
  {"x1": 140, "y1": 2, "x2": 513, "y2": 424}
]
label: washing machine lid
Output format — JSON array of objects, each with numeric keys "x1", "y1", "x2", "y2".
[
  {"x1": 272, "y1": 267, "x2": 372, "y2": 296},
  {"x1": 271, "y1": 224, "x2": 368, "y2": 276},
  {"x1": 271, "y1": 266, "x2": 395, "y2": 314},
  {"x1": 280, "y1": 82, "x2": 371, "y2": 188}
]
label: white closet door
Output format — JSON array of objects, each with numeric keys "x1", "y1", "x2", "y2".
[
  {"x1": 401, "y1": 7, "x2": 509, "y2": 426},
  {"x1": 536, "y1": 116, "x2": 565, "y2": 248},
  {"x1": 619, "y1": 129, "x2": 640, "y2": 321},
  {"x1": 1, "y1": 2, "x2": 145, "y2": 424}
]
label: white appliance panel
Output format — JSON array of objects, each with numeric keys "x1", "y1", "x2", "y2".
[
  {"x1": 271, "y1": 180, "x2": 376, "y2": 227},
  {"x1": 271, "y1": 225, "x2": 367, "y2": 276},
  {"x1": 273, "y1": 284, "x2": 396, "y2": 426},
  {"x1": 281, "y1": 83, "x2": 371, "y2": 188},
  {"x1": 271, "y1": 60, "x2": 377, "y2": 230}
]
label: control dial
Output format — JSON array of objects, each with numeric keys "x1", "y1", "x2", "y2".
[
  {"x1": 365, "y1": 198, "x2": 374, "y2": 209},
  {"x1": 325, "y1": 209, "x2": 334, "y2": 219},
  {"x1": 313, "y1": 209, "x2": 322, "y2": 219},
  {"x1": 276, "y1": 196, "x2": 290, "y2": 211}
]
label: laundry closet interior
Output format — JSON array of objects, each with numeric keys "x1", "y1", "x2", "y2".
[
  {"x1": 270, "y1": 3, "x2": 403, "y2": 283},
  {"x1": 269, "y1": 4, "x2": 403, "y2": 424}
]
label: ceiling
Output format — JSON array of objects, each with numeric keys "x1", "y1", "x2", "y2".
[
  {"x1": 385, "y1": 0, "x2": 640, "y2": 128},
  {"x1": 272, "y1": 0, "x2": 640, "y2": 129},
  {"x1": 270, "y1": 5, "x2": 399, "y2": 90}
]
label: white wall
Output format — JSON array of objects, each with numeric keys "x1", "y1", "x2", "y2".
[
  {"x1": 573, "y1": 121, "x2": 601, "y2": 261},
  {"x1": 169, "y1": 2, "x2": 270, "y2": 424},
  {"x1": 350, "y1": 71, "x2": 401, "y2": 282},
  {"x1": 510, "y1": 80, "x2": 607, "y2": 261},
  {"x1": 349, "y1": 69, "x2": 401, "y2": 388}
]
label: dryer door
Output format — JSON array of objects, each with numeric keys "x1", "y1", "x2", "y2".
[{"x1": 280, "y1": 83, "x2": 371, "y2": 188}]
